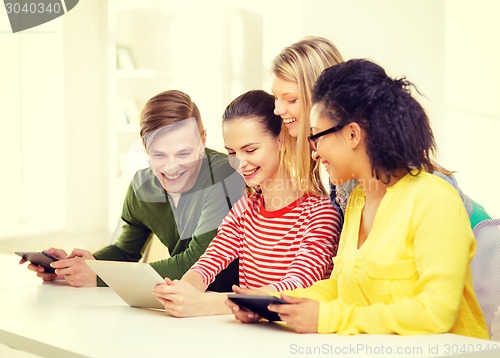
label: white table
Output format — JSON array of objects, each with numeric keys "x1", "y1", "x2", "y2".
[{"x1": 1, "y1": 253, "x2": 499, "y2": 358}]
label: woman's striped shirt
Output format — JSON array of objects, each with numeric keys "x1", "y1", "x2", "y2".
[{"x1": 190, "y1": 193, "x2": 341, "y2": 291}]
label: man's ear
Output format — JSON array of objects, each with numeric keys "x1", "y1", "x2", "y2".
[{"x1": 200, "y1": 130, "x2": 207, "y2": 146}]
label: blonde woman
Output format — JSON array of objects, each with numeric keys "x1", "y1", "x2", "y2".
[{"x1": 271, "y1": 36, "x2": 354, "y2": 219}]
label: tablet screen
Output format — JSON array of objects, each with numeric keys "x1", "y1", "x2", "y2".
[{"x1": 227, "y1": 293, "x2": 288, "y2": 321}]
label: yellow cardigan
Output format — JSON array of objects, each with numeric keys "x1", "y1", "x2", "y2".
[{"x1": 283, "y1": 172, "x2": 488, "y2": 338}]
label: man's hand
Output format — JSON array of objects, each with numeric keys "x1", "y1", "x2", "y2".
[
  {"x1": 19, "y1": 248, "x2": 67, "y2": 282},
  {"x1": 50, "y1": 248, "x2": 98, "y2": 287}
]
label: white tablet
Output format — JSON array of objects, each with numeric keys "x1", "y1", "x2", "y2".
[{"x1": 86, "y1": 260, "x2": 165, "y2": 309}]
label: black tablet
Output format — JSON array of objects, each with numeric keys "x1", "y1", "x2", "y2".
[
  {"x1": 227, "y1": 293, "x2": 288, "y2": 321},
  {"x1": 15, "y1": 251, "x2": 59, "y2": 273}
]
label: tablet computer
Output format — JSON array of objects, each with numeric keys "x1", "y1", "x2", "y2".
[
  {"x1": 15, "y1": 251, "x2": 58, "y2": 273},
  {"x1": 227, "y1": 293, "x2": 288, "y2": 321},
  {"x1": 86, "y1": 260, "x2": 165, "y2": 309}
]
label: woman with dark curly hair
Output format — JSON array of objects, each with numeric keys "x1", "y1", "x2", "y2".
[{"x1": 228, "y1": 59, "x2": 489, "y2": 338}]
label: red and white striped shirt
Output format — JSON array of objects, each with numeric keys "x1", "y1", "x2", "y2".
[{"x1": 190, "y1": 193, "x2": 341, "y2": 291}]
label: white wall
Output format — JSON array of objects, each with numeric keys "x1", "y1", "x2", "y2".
[
  {"x1": 0, "y1": 0, "x2": 109, "y2": 246},
  {"x1": 443, "y1": 0, "x2": 500, "y2": 217},
  {"x1": 0, "y1": 11, "x2": 66, "y2": 237},
  {"x1": 62, "y1": 1, "x2": 109, "y2": 235},
  {"x1": 297, "y1": 0, "x2": 446, "y2": 142}
]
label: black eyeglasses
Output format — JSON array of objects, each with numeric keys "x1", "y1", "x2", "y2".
[{"x1": 307, "y1": 123, "x2": 346, "y2": 151}]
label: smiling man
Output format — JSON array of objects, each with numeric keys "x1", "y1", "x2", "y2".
[
  {"x1": 22, "y1": 90, "x2": 244, "y2": 290},
  {"x1": 147, "y1": 118, "x2": 205, "y2": 198}
]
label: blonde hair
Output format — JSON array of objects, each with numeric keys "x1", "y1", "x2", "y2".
[{"x1": 272, "y1": 36, "x2": 344, "y2": 196}]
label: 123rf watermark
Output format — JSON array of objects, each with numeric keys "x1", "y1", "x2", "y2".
[
  {"x1": 289, "y1": 342, "x2": 499, "y2": 356},
  {"x1": 3, "y1": 0, "x2": 79, "y2": 33}
]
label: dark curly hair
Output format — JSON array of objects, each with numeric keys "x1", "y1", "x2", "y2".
[{"x1": 312, "y1": 59, "x2": 435, "y2": 183}]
